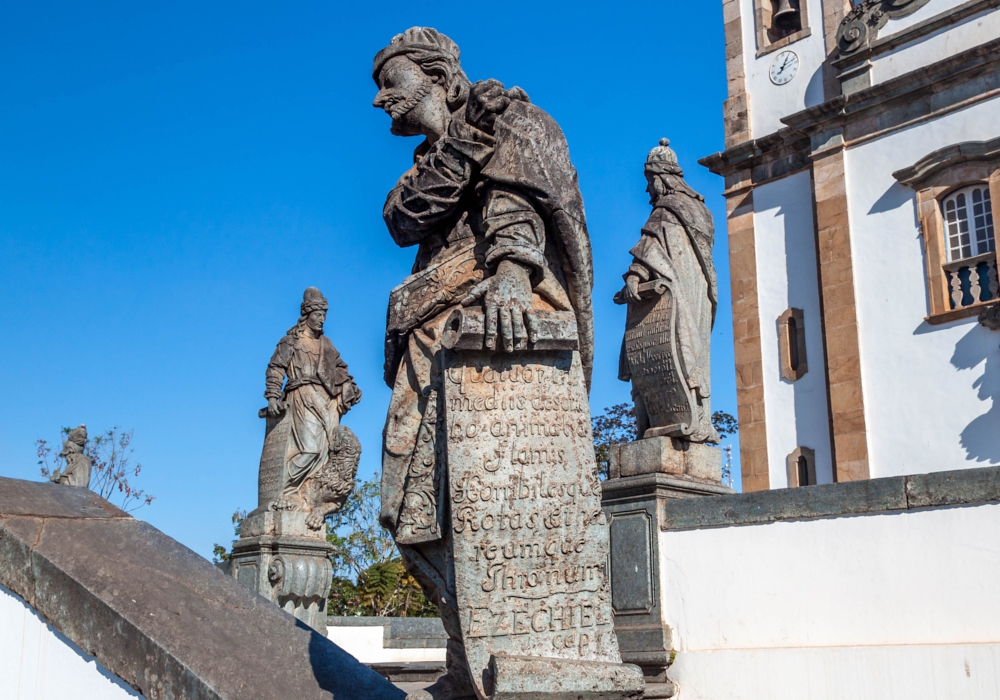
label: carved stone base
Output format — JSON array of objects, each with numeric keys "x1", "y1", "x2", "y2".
[
  {"x1": 230, "y1": 508, "x2": 333, "y2": 634},
  {"x1": 609, "y1": 437, "x2": 722, "y2": 483},
  {"x1": 601, "y1": 458, "x2": 734, "y2": 699}
]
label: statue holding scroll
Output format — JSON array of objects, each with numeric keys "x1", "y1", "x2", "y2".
[
  {"x1": 373, "y1": 27, "x2": 638, "y2": 700},
  {"x1": 263, "y1": 286, "x2": 362, "y2": 526},
  {"x1": 615, "y1": 139, "x2": 719, "y2": 444}
]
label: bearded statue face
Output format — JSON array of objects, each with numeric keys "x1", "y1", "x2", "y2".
[
  {"x1": 373, "y1": 55, "x2": 451, "y2": 141},
  {"x1": 645, "y1": 174, "x2": 664, "y2": 205}
]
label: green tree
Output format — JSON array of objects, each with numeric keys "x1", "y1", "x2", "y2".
[
  {"x1": 326, "y1": 476, "x2": 435, "y2": 617},
  {"x1": 37, "y1": 426, "x2": 154, "y2": 512},
  {"x1": 590, "y1": 404, "x2": 740, "y2": 479},
  {"x1": 212, "y1": 509, "x2": 248, "y2": 564}
]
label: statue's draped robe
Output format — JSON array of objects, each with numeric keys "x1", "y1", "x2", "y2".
[
  {"x1": 55, "y1": 447, "x2": 91, "y2": 487},
  {"x1": 266, "y1": 334, "x2": 361, "y2": 498},
  {"x1": 379, "y1": 96, "x2": 593, "y2": 692},
  {"x1": 619, "y1": 184, "x2": 719, "y2": 443}
]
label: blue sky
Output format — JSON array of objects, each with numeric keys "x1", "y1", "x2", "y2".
[{"x1": 0, "y1": 1, "x2": 738, "y2": 558}]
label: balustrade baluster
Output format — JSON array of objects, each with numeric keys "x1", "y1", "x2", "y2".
[
  {"x1": 970, "y1": 265, "x2": 982, "y2": 304},
  {"x1": 950, "y1": 268, "x2": 964, "y2": 308}
]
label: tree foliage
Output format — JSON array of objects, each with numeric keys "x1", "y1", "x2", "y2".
[
  {"x1": 212, "y1": 509, "x2": 248, "y2": 564},
  {"x1": 590, "y1": 404, "x2": 740, "y2": 479},
  {"x1": 37, "y1": 426, "x2": 154, "y2": 512},
  {"x1": 591, "y1": 403, "x2": 638, "y2": 479},
  {"x1": 326, "y1": 477, "x2": 435, "y2": 617}
]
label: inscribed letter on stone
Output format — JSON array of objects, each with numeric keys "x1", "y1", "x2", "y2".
[{"x1": 443, "y1": 349, "x2": 620, "y2": 698}]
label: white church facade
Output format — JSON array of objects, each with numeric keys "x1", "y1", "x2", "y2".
[{"x1": 702, "y1": 0, "x2": 1000, "y2": 490}]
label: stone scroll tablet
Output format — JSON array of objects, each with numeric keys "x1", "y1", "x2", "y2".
[
  {"x1": 441, "y1": 309, "x2": 622, "y2": 699},
  {"x1": 623, "y1": 279, "x2": 693, "y2": 435}
]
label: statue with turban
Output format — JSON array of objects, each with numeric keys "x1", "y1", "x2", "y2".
[
  {"x1": 50, "y1": 424, "x2": 92, "y2": 488},
  {"x1": 616, "y1": 139, "x2": 719, "y2": 443},
  {"x1": 265, "y1": 287, "x2": 361, "y2": 507}
]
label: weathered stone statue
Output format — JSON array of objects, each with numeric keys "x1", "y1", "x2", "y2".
[
  {"x1": 373, "y1": 27, "x2": 640, "y2": 700},
  {"x1": 264, "y1": 286, "x2": 362, "y2": 525},
  {"x1": 601, "y1": 141, "x2": 731, "y2": 698},
  {"x1": 615, "y1": 138, "x2": 719, "y2": 444},
  {"x1": 49, "y1": 424, "x2": 92, "y2": 488},
  {"x1": 229, "y1": 287, "x2": 362, "y2": 634}
]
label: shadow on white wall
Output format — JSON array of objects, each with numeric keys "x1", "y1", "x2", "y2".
[{"x1": 952, "y1": 325, "x2": 1000, "y2": 464}]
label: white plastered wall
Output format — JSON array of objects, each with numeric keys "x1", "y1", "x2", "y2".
[
  {"x1": 741, "y1": 0, "x2": 827, "y2": 138},
  {"x1": 845, "y1": 96, "x2": 1000, "y2": 477},
  {"x1": 0, "y1": 584, "x2": 143, "y2": 700},
  {"x1": 326, "y1": 625, "x2": 446, "y2": 664},
  {"x1": 881, "y1": 0, "x2": 979, "y2": 36},
  {"x1": 753, "y1": 171, "x2": 833, "y2": 486},
  {"x1": 871, "y1": 8, "x2": 1000, "y2": 84},
  {"x1": 660, "y1": 503, "x2": 1000, "y2": 699}
]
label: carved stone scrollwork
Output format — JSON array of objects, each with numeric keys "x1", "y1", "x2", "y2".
[{"x1": 837, "y1": 0, "x2": 932, "y2": 55}]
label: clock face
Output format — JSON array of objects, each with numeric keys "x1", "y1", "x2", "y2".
[{"x1": 769, "y1": 50, "x2": 799, "y2": 85}]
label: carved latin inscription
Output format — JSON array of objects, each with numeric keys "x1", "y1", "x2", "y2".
[
  {"x1": 443, "y1": 349, "x2": 620, "y2": 695},
  {"x1": 623, "y1": 283, "x2": 693, "y2": 434}
]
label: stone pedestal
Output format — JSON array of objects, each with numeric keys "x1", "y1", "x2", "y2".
[
  {"x1": 602, "y1": 439, "x2": 733, "y2": 698},
  {"x1": 229, "y1": 410, "x2": 334, "y2": 635},
  {"x1": 230, "y1": 509, "x2": 333, "y2": 635}
]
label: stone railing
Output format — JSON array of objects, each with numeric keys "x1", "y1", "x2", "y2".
[{"x1": 944, "y1": 251, "x2": 999, "y2": 310}]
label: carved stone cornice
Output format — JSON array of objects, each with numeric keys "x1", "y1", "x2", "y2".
[
  {"x1": 700, "y1": 38, "x2": 1000, "y2": 183},
  {"x1": 837, "y1": 0, "x2": 932, "y2": 56},
  {"x1": 892, "y1": 137, "x2": 1000, "y2": 188}
]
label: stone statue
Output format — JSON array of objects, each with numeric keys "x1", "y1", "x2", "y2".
[
  {"x1": 264, "y1": 286, "x2": 362, "y2": 525},
  {"x1": 49, "y1": 424, "x2": 92, "y2": 488},
  {"x1": 228, "y1": 287, "x2": 362, "y2": 634},
  {"x1": 615, "y1": 139, "x2": 719, "y2": 443},
  {"x1": 373, "y1": 27, "x2": 639, "y2": 700}
]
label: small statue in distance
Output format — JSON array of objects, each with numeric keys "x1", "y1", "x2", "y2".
[
  {"x1": 615, "y1": 138, "x2": 719, "y2": 443},
  {"x1": 49, "y1": 424, "x2": 92, "y2": 488},
  {"x1": 263, "y1": 286, "x2": 362, "y2": 528}
]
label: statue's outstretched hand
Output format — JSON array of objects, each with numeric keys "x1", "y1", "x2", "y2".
[{"x1": 462, "y1": 259, "x2": 537, "y2": 352}]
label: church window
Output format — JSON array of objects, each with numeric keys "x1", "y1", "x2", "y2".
[
  {"x1": 777, "y1": 308, "x2": 807, "y2": 381},
  {"x1": 943, "y1": 185, "x2": 994, "y2": 262},
  {"x1": 786, "y1": 446, "x2": 816, "y2": 487},
  {"x1": 893, "y1": 140, "x2": 1000, "y2": 325}
]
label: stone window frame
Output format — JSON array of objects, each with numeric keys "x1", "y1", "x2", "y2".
[
  {"x1": 755, "y1": 0, "x2": 812, "y2": 56},
  {"x1": 893, "y1": 139, "x2": 1000, "y2": 325},
  {"x1": 777, "y1": 307, "x2": 808, "y2": 381},
  {"x1": 786, "y1": 446, "x2": 816, "y2": 487}
]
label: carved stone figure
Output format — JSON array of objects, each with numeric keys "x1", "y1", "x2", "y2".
[
  {"x1": 373, "y1": 27, "x2": 639, "y2": 700},
  {"x1": 49, "y1": 424, "x2": 92, "y2": 488},
  {"x1": 228, "y1": 287, "x2": 362, "y2": 634},
  {"x1": 615, "y1": 139, "x2": 719, "y2": 444},
  {"x1": 264, "y1": 286, "x2": 362, "y2": 524}
]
